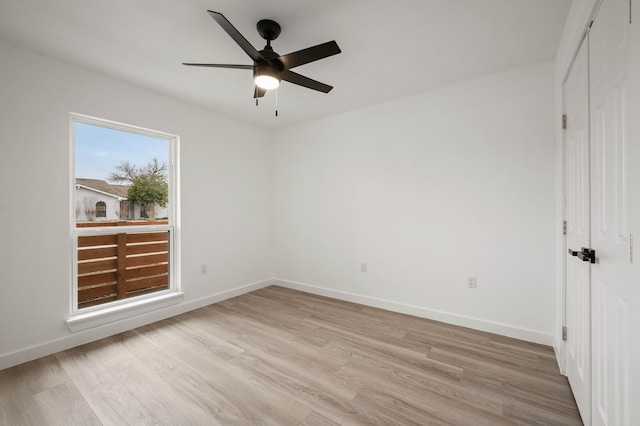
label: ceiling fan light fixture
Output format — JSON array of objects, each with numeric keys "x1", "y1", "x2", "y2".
[
  {"x1": 255, "y1": 74, "x2": 280, "y2": 90},
  {"x1": 254, "y1": 64, "x2": 281, "y2": 90}
]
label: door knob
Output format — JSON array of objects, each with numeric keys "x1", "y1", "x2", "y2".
[{"x1": 568, "y1": 247, "x2": 596, "y2": 263}]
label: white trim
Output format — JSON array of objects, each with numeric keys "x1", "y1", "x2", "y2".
[
  {"x1": 273, "y1": 278, "x2": 554, "y2": 346},
  {"x1": 67, "y1": 291, "x2": 184, "y2": 332},
  {"x1": 70, "y1": 112, "x2": 178, "y2": 140},
  {"x1": 75, "y1": 184, "x2": 126, "y2": 201},
  {"x1": 69, "y1": 115, "x2": 77, "y2": 313},
  {"x1": 75, "y1": 224, "x2": 171, "y2": 236},
  {"x1": 0, "y1": 279, "x2": 271, "y2": 371}
]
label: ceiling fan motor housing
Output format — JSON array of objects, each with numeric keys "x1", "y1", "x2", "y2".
[
  {"x1": 254, "y1": 61, "x2": 283, "y2": 83},
  {"x1": 255, "y1": 40, "x2": 284, "y2": 82}
]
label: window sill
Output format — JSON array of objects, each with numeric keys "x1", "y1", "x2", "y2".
[{"x1": 66, "y1": 291, "x2": 184, "y2": 333}]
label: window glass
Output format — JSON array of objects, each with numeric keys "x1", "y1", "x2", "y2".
[{"x1": 95, "y1": 201, "x2": 107, "y2": 218}]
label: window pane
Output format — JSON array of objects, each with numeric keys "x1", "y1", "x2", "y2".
[{"x1": 75, "y1": 122, "x2": 170, "y2": 226}]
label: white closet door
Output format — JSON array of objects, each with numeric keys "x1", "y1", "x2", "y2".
[
  {"x1": 631, "y1": 0, "x2": 640, "y2": 421},
  {"x1": 589, "y1": 0, "x2": 634, "y2": 424},
  {"x1": 564, "y1": 38, "x2": 592, "y2": 425}
]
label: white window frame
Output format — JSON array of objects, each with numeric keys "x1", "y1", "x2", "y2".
[{"x1": 68, "y1": 113, "x2": 181, "y2": 331}]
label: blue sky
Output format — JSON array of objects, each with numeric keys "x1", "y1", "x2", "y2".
[{"x1": 75, "y1": 122, "x2": 169, "y2": 181}]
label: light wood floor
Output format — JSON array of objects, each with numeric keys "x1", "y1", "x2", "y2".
[{"x1": 0, "y1": 286, "x2": 582, "y2": 425}]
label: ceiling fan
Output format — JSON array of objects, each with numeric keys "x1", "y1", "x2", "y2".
[{"x1": 183, "y1": 11, "x2": 341, "y2": 100}]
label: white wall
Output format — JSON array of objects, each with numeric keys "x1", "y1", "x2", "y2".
[
  {"x1": 0, "y1": 39, "x2": 273, "y2": 369},
  {"x1": 272, "y1": 62, "x2": 557, "y2": 343}
]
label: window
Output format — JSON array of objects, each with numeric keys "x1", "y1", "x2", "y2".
[
  {"x1": 71, "y1": 113, "x2": 179, "y2": 316},
  {"x1": 95, "y1": 201, "x2": 107, "y2": 218}
]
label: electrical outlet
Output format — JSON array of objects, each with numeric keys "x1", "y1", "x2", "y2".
[
  {"x1": 200, "y1": 264, "x2": 208, "y2": 275},
  {"x1": 360, "y1": 263, "x2": 368, "y2": 272},
  {"x1": 468, "y1": 276, "x2": 477, "y2": 288}
]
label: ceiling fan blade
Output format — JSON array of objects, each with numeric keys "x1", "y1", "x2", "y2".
[
  {"x1": 278, "y1": 41, "x2": 341, "y2": 70},
  {"x1": 282, "y1": 70, "x2": 333, "y2": 93},
  {"x1": 254, "y1": 86, "x2": 266, "y2": 98},
  {"x1": 207, "y1": 11, "x2": 264, "y2": 63},
  {"x1": 182, "y1": 63, "x2": 253, "y2": 70}
]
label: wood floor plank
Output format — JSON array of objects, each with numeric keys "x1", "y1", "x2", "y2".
[
  {"x1": 32, "y1": 382, "x2": 101, "y2": 426},
  {"x1": 429, "y1": 346, "x2": 577, "y2": 406},
  {"x1": 228, "y1": 351, "x2": 391, "y2": 425},
  {"x1": 501, "y1": 398, "x2": 583, "y2": 426},
  {"x1": 151, "y1": 348, "x2": 293, "y2": 425},
  {"x1": 55, "y1": 346, "x2": 158, "y2": 425},
  {"x1": 9, "y1": 355, "x2": 70, "y2": 396},
  {"x1": 301, "y1": 308, "x2": 408, "y2": 341},
  {"x1": 115, "y1": 328, "x2": 185, "y2": 374},
  {"x1": 177, "y1": 346, "x2": 312, "y2": 425},
  {"x1": 407, "y1": 329, "x2": 559, "y2": 377},
  {"x1": 334, "y1": 352, "x2": 505, "y2": 419},
  {"x1": 0, "y1": 398, "x2": 47, "y2": 426},
  {"x1": 229, "y1": 330, "x2": 362, "y2": 401},
  {"x1": 322, "y1": 337, "x2": 463, "y2": 385},
  {"x1": 311, "y1": 318, "x2": 461, "y2": 384},
  {"x1": 64, "y1": 334, "x2": 137, "y2": 369},
  {"x1": 0, "y1": 364, "x2": 50, "y2": 426},
  {"x1": 176, "y1": 306, "x2": 242, "y2": 342},
  {"x1": 298, "y1": 410, "x2": 342, "y2": 426},
  {"x1": 2, "y1": 285, "x2": 582, "y2": 425},
  {"x1": 110, "y1": 356, "x2": 223, "y2": 424},
  {"x1": 351, "y1": 387, "x2": 466, "y2": 426},
  {"x1": 157, "y1": 314, "x2": 246, "y2": 361}
]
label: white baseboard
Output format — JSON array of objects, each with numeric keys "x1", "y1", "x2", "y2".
[
  {"x1": 0, "y1": 279, "x2": 271, "y2": 371},
  {"x1": 274, "y1": 278, "x2": 554, "y2": 346}
]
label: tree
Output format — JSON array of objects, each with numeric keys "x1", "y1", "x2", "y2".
[
  {"x1": 107, "y1": 161, "x2": 137, "y2": 183},
  {"x1": 108, "y1": 158, "x2": 167, "y2": 184},
  {"x1": 127, "y1": 173, "x2": 168, "y2": 209},
  {"x1": 82, "y1": 197, "x2": 98, "y2": 221},
  {"x1": 108, "y1": 158, "x2": 168, "y2": 218}
]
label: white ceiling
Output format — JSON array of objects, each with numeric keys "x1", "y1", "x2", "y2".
[{"x1": 0, "y1": 0, "x2": 571, "y2": 130}]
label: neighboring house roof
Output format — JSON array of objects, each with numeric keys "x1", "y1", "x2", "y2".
[{"x1": 75, "y1": 178, "x2": 128, "y2": 200}]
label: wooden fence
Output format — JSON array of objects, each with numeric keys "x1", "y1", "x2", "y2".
[{"x1": 77, "y1": 230, "x2": 170, "y2": 308}]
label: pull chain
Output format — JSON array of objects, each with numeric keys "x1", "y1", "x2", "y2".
[{"x1": 275, "y1": 87, "x2": 279, "y2": 117}]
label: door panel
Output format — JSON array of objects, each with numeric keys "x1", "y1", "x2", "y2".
[
  {"x1": 563, "y1": 38, "x2": 591, "y2": 424},
  {"x1": 631, "y1": 0, "x2": 640, "y2": 419},
  {"x1": 589, "y1": 0, "x2": 632, "y2": 424}
]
